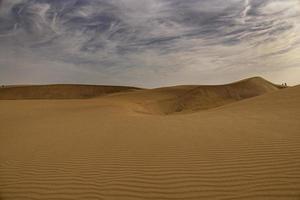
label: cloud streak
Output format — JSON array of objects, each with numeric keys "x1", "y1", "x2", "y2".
[{"x1": 0, "y1": 0, "x2": 299, "y2": 87}]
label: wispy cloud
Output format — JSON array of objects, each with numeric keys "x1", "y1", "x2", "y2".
[{"x1": 0, "y1": 0, "x2": 299, "y2": 87}]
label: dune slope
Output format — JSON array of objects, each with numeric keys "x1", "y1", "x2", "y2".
[
  {"x1": 102, "y1": 77, "x2": 282, "y2": 114},
  {"x1": 0, "y1": 84, "x2": 299, "y2": 199}
]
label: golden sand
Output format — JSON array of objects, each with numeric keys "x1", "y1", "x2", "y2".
[{"x1": 1, "y1": 77, "x2": 299, "y2": 199}]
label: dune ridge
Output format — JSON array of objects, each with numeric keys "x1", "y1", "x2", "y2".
[
  {"x1": 0, "y1": 77, "x2": 283, "y2": 115},
  {"x1": 0, "y1": 84, "x2": 141, "y2": 100}
]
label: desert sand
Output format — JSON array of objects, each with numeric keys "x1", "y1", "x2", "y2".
[{"x1": 0, "y1": 77, "x2": 300, "y2": 199}]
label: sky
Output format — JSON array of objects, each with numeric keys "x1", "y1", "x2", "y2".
[{"x1": 0, "y1": 0, "x2": 299, "y2": 87}]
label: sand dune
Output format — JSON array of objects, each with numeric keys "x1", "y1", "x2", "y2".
[
  {"x1": 101, "y1": 77, "x2": 282, "y2": 114},
  {"x1": 0, "y1": 78, "x2": 299, "y2": 200},
  {"x1": 0, "y1": 77, "x2": 282, "y2": 114},
  {"x1": 0, "y1": 84, "x2": 141, "y2": 100}
]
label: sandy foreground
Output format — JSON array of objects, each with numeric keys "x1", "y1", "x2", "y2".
[{"x1": 0, "y1": 79, "x2": 300, "y2": 200}]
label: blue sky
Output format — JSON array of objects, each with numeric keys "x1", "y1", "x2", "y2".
[{"x1": 0, "y1": 0, "x2": 299, "y2": 87}]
